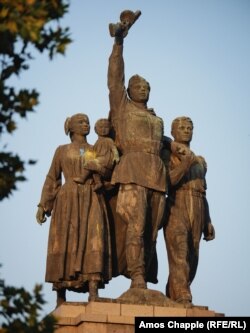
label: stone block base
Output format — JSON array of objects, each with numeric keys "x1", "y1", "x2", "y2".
[{"x1": 53, "y1": 293, "x2": 224, "y2": 333}]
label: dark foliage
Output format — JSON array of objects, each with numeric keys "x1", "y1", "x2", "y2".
[{"x1": 0, "y1": 0, "x2": 71, "y2": 200}]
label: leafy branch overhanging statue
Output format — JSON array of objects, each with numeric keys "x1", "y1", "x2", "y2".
[{"x1": 0, "y1": 0, "x2": 72, "y2": 200}]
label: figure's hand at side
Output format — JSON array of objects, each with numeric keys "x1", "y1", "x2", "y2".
[
  {"x1": 203, "y1": 223, "x2": 215, "y2": 241},
  {"x1": 36, "y1": 206, "x2": 47, "y2": 225}
]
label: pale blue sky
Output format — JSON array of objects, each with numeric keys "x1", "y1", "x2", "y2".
[{"x1": 1, "y1": 0, "x2": 250, "y2": 317}]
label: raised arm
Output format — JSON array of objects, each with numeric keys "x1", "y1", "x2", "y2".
[
  {"x1": 108, "y1": 41, "x2": 126, "y2": 114},
  {"x1": 108, "y1": 10, "x2": 141, "y2": 116}
]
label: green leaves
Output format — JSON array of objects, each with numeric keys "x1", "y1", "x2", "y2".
[
  {"x1": 0, "y1": 277, "x2": 57, "y2": 333},
  {"x1": 0, "y1": 152, "x2": 27, "y2": 200},
  {"x1": 0, "y1": 0, "x2": 71, "y2": 200},
  {"x1": 0, "y1": 0, "x2": 71, "y2": 58}
]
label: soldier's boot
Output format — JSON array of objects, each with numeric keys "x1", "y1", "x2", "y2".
[
  {"x1": 166, "y1": 279, "x2": 192, "y2": 307},
  {"x1": 127, "y1": 243, "x2": 147, "y2": 289},
  {"x1": 175, "y1": 296, "x2": 193, "y2": 307},
  {"x1": 130, "y1": 272, "x2": 147, "y2": 289}
]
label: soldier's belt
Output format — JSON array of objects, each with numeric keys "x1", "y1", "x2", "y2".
[
  {"x1": 122, "y1": 143, "x2": 161, "y2": 155},
  {"x1": 123, "y1": 147, "x2": 160, "y2": 155}
]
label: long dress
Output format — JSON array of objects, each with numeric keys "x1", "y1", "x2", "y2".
[{"x1": 39, "y1": 142, "x2": 112, "y2": 292}]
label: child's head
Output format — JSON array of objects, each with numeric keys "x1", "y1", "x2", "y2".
[{"x1": 95, "y1": 118, "x2": 111, "y2": 136}]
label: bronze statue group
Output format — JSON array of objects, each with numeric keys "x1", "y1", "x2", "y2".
[{"x1": 36, "y1": 11, "x2": 215, "y2": 308}]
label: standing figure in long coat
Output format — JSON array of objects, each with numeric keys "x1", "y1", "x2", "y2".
[
  {"x1": 107, "y1": 11, "x2": 167, "y2": 289},
  {"x1": 36, "y1": 113, "x2": 112, "y2": 306},
  {"x1": 163, "y1": 116, "x2": 215, "y2": 305}
]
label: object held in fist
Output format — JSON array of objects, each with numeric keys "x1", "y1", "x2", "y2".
[{"x1": 109, "y1": 10, "x2": 141, "y2": 38}]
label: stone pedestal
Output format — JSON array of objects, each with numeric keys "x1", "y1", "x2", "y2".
[{"x1": 53, "y1": 290, "x2": 224, "y2": 333}]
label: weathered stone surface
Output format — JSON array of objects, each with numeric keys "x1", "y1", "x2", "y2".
[
  {"x1": 53, "y1": 299, "x2": 224, "y2": 333},
  {"x1": 117, "y1": 288, "x2": 177, "y2": 307}
]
